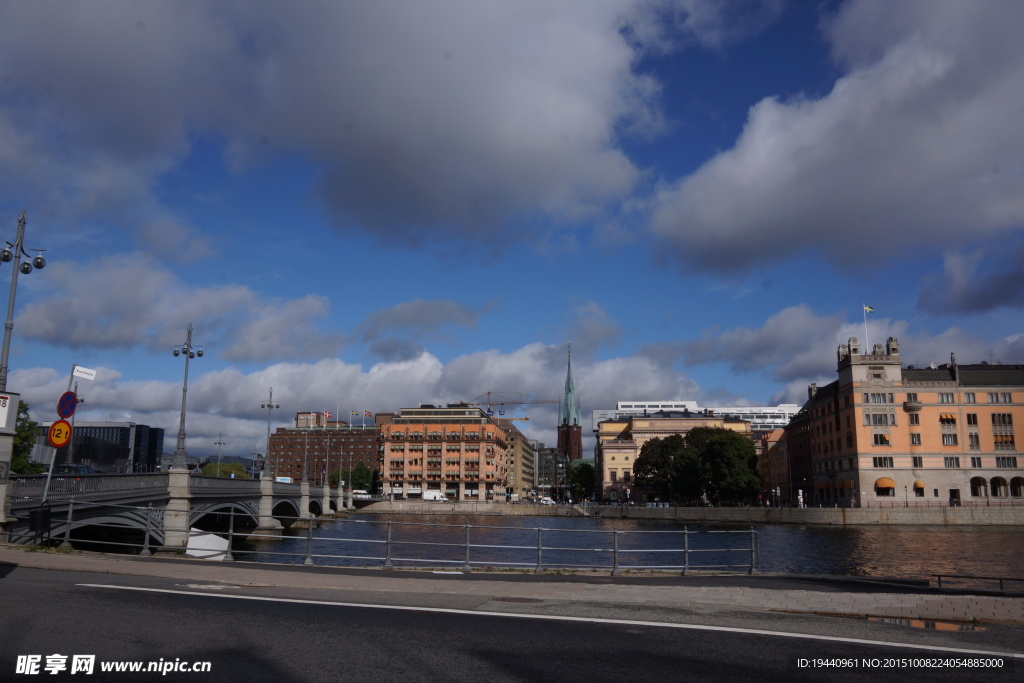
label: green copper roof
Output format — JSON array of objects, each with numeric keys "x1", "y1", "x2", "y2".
[{"x1": 559, "y1": 346, "x2": 581, "y2": 426}]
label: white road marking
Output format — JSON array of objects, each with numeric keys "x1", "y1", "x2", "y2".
[
  {"x1": 174, "y1": 584, "x2": 240, "y2": 590},
  {"x1": 77, "y1": 583, "x2": 1023, "y2": 659}
]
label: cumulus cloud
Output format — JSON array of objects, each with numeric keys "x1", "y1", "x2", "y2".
[
  {"x1": 918, "y1": 246, "x2": 1024, "y2": 314},
  {"x1": 0, "y1": 0, "x2": 754, "y2": 251},
  {"x1": 15, "y1": 256, "x2": 343, "y2": 361},
  {"x1": 648, "y1": 0, "x2": 1024, "y2": 272}
]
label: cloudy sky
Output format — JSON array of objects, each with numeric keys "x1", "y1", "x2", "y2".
[{"x1": 2, "y1": 0, "x2": 1022, "y2": 459}]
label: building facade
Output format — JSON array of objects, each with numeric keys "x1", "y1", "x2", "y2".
[
  {"x1": 268, "y1": 411, "x2": 378, "y2": 485},
  {"x1": 496, "y1": 418, "x2": 534, "y2": 499},
  {"x1": 378, "y1": 405, "x2": 508, "y2": 501},
  {"x1": 36, "y1": 422, "x2": 165, "y2": 473},
  {"x1": 594, "y1": 412, "x2": 752, "y2": 503},
  {"x1": 793, "y1": 337, "x2": 1024, "y2": 507},
  {"x1": 533, "y1": 442, "x2": 563, "y2": 496}
]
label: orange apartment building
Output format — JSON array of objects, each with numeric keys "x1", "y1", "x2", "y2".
[
  {"x1": 795, "y1": 337, "x2": 1023, "y2": 507},
  {"x1": 378, "y1": 405, "x2": 508, "y2": 501}
]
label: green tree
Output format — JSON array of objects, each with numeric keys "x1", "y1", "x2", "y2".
[
  {"x1": 11, "y1": 401, "x2": 45, "y2": 474},
  {"x1": 634, "y1": 433, "x2": 685, "y2": 499},
  {"x1": 345, "y1": 461, "x2": 373, "y2": 490},
  {"x1": 201, "y1": 461, "x2": 250, "y2": 478},
  {"x1": 568, "y1": 461, "x2": 596, "y2": 500},
  {"x1": 674, "y1": 426, "x2": 760, "y2": 504}
]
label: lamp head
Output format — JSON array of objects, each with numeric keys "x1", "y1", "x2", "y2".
[
  {"x1": 0, "y1": 249, "x2": 11, "y2": 262},
  {"x1": 32, "y1": 255, "x2": 45, "y2": 269},
  {"x1": 20, "y1": 262, "x2": 31, "y2": 274},
  {"x1": 173, "y1": 349, "x2": 180, "y2": 357}
]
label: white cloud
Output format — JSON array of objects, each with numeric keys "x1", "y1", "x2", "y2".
[{"x1": 649, "y1": 0, "x2": 1024, "y2": 272}]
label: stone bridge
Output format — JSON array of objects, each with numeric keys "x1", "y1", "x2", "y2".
[{"x1": 2, "y1": 472, "x2": 360, "y2": 547}]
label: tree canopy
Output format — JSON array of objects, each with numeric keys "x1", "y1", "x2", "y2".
[
  {"x1": 632, "y1": 427, "x2": 760, "y2": 503},
  {"x1": 11, "y1": 401, "x2": 45, "y2": 474},
  {"x1": 568, "y1": 461, "x2": 595, "y2": 501}
]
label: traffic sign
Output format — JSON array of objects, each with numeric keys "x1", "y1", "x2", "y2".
[
  {"x1": 57, "y1": 391, "x2": 78, "y2": 419},
  {"x1": 47, "y1": 420, "x2": 73, "y2": 449}
]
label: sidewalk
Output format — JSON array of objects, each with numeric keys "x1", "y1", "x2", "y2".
[{"x1": 3, "y1": 545, "x2": 1023, "y2": 626}]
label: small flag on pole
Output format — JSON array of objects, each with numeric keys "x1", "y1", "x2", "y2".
[
  {"x1": 364, "y1": 410, "x2": 372, "y2": 417},
  {"x1": 324, "y1": 411, "x2": 332, "y2": 419},
  {"x1": 351, "y1": 411, "x2": 359, "y2": 416},
  {"x1": 864, "y1": 305, "x2": 874, "y2": 312}
]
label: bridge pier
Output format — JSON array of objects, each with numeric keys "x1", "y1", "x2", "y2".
[
  {"x1": 321, "y1": 485, "x2": 332, "y2": 516},
  {"x1": 162, "y1": 468, "x2": 192, "y2": 550},
  {"x1": 253, "y1": 476, "x2": 283, "y2": 537},
  {"x1": 293, "y1": 480, "x2": 314, "y2": 529}
]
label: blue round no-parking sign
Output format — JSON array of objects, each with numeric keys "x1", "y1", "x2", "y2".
[{"x1": 57, "y1": 391, "x2": 78, "y2": 419}]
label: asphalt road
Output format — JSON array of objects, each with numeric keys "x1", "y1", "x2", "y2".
[{"x1": 0, "y1": 565, "x2": 1020, "y2": 682}]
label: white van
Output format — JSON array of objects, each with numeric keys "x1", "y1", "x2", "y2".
[{"x1": 422, "y1": 490, "x2": 449, "y2": 502}]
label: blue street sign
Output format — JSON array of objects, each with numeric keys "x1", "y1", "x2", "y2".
[{"x1": 57, "y1": 391, "x2": 78, "y2": 419}]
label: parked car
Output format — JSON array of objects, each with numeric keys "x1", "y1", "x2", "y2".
[{"x1": 538, "y1": 496, "x2": 555, "y2": 506}]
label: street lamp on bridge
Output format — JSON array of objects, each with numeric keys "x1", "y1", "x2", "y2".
[
  {"x1": 170, "y1": 323, "x2": 203, "y2": 470},
  {"x1": 261, "y1": 388, "x2": 280, "y2": 477},
  {"x1": 0, "y1": 211, "x2": 47, "y2": 392}
]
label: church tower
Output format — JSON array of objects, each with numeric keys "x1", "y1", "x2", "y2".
[{"x1": 557, "y1": 344, "x2": 583, "y2": 462}]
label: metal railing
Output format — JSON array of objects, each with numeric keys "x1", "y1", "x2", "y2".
[
  {"x1": 10, "y1": 503, "x2": 760, "y2": 574},
  {"x1": 8, "y1": 473, "x2": 170, "y2": 506},
  {"x1": 933, "y1": 574, "x2": 1024, "y2": 593}
]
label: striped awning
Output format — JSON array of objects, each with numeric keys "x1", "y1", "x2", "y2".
[{"x1": 875, "y1": 477, "x2": 896, "y2": 488}]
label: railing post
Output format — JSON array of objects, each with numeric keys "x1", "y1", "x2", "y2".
[
  {"x1": 462, "y1": 522, "x2": 472, "y2": 572},
  {"x1": 303, "y1": 514, "x2": 314, "y2": 565},
  {"x1": 139, "y1": 503, "x2": 153, "y2": 556},
  {"x1": 225, "y1": 508, "x2": 235, "y2": 561},
  {"x1": 533, "y1": 526, "x2": 543, "y2": 574},
  {"x1": 611, "y1": 530, "x2": 621, "y2": 576},
  {"x1": 383, "y1": 519, "x2": 394, "y2": 569},
  {"x1": 748, "y1": 526, "x2": 757, "y2": 575},
  {"x1": 682, "y1": 526, "x2": 689, "y2": 576},
  {"x1": 60, "y1": 499, "x2": 75, "y2": 549}
]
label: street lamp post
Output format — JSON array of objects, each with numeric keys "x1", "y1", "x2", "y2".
[
  {"x1": 0, "y1": 211, "x2": 47, "y2": 392},
  {"x1": 904, "y1": 484, "x2": 908, "y2": 508},
  {"x1": 215, "y1": 433, "x2": 225, "y2": 476},
  {"x1": 170, "y1": 323, "x2": 203, "y2": 470},
  {"x1": 261, "y1": 388, "x2": 280, "y2": 478}
]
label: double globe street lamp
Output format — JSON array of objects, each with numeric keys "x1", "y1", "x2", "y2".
[
  {"x1": 170, "y1": 323, "x2": 204, "y2": 470},
  {"x1": 261, "y1": 388, "x2": 280, "y2": 477},
  {"x1": 0, "y1": 211, "x2": 46, "y2": 392}
]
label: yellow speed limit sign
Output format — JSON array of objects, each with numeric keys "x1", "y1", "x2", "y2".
[{"x1": 47, "y1": 419, "x2": 73, "y2": 449}]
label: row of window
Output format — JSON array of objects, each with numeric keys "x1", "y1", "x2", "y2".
[
  {"x1": 865, "y1": 392, "x2": 1015, "y2": 404},
  {"x1": 872, "y1": 456, "x2": 1019, "y2": 468}
]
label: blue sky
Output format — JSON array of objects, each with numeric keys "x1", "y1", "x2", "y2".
[{"x1": 2, "y1": 0, "x2": 1023, "y2": 458}]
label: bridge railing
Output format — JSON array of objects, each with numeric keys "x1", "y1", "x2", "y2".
[
  {"x1": 188, "y1": 475, "x2": 262, "y2": 495},
  {"x1": 8, "y1": 473, "x2": 170, "y2": 507}
]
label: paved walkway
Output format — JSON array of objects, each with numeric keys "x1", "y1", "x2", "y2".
[{"x1": 2, "y1": 546, "x2": 1023, "y2": 626}]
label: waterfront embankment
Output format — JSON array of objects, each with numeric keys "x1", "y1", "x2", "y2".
[{"x1": 363, "y1": 501, "x2": 1024, "y2": 525}]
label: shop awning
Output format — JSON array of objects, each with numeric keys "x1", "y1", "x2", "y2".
[
  {"x1": 913, "y1": 480, "x2": 925, "y2": 489},
  {"x1": 875, "y1": 477, "x2": 896, "y2": 488},
  {"x1": 815, "y1": 480, "x2": 830, "y2": 490}
]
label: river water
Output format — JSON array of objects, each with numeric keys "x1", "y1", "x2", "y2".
[{"x1": 239, "y1": 514, "x2": 1024, "y2": 582}]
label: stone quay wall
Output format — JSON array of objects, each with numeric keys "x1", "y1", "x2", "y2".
[{"x1": 364, "y1": 501, "x2": 1024, "y2": 525}]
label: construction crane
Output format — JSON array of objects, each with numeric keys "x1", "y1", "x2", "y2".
[{"x1": 463, "y1": 392, "x2": 560, "y2": 415}]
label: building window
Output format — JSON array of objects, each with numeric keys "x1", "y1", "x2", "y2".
[
  {"x1": 988, "y1": 392, "x2": 1002, "y2": 403},
  {"x1": 964, "y1": 393, "x2": 975, "y2": 404},
  {"x1": 910, "y1": 433, "x2": 921, "y2": 446},
  {"x1": 992, "y1": 413, "x2": 1013, "y2": 426},
  {"x1": 872, "y1": 456, "x2": 893, "y2": 468},
  {"x1": 944, "y1": 457, "x2": 961, "y2": 468},
  {"x1": 939, "y1": 415, "x2": 957, "y2": 426},
  {"x1": 912, "y1": 456, "x2": 923, "y2": 468},
  {"x1": 969, "y1": 433, "x2": 981, "y2": 450},
  {"x1": 967, "y1": 413, "x2": 978, "y2": 426},
  {"x1": 609, "y1": 470, "x2": 617, "y2": 482},
  {"x1": 939, "y1": 393, "x2": 955, "y2": 403},
  {"x1": 623, "y1": 470, "x2": 631, "y2": 482},
  {"x1": 873, "y1": 434, "x2": 891, "y2": 447},
  {"x1": 994, "y1": 435, "x2": 1016, "y2": 451},
  {"x1": 906, "y1": 393, "x2": 918, "y2": 402},
  {"x1": 942, "y1": 433, "x2": 958, "y2": 446},
  {"x1": 996, "y1": 457, "x2": 1018, "y2": 468},
  {"x1": 909, "y1": 414, "x2": 920, "y2": 426},
  {"x1": 970, "y1": 456, "x2": 983, "y2": 468}
]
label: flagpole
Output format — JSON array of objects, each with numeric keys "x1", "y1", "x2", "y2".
[{"x1": 863, "y1": 304, "x2": 870, "y2": 351}]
